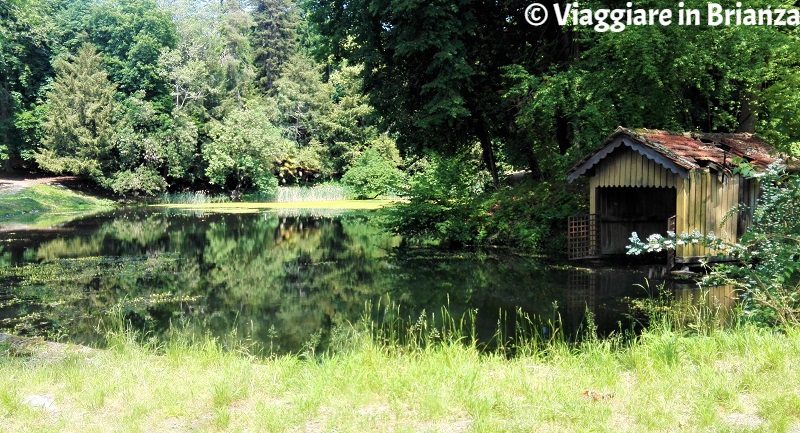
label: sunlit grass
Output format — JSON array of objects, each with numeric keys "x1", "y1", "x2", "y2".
[
  {"x1": 0, "y1": 184, "x2": 116, "y2": 227},
  {"x1": 160, "y1": 191, "x2": 230, "y2": 204},
  {"x1": 2, "y1": 320, "x2": 800, "y2": 432}
]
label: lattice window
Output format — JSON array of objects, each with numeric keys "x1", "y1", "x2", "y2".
[{"x1": 568, "y1": 214, "x2": 600, "y2": 259}]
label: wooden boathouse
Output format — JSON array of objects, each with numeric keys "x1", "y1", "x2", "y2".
[{"x1": 567, "y1": 127, "x2": 784, "y2": 265}]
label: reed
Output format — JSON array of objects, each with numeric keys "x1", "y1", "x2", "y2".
[
  {"x1": 270, "y1": 184, "x2": 351, "y2": 203},
  {"x1": 159, "y1": 191, "x2": 229, "y2": 204}
]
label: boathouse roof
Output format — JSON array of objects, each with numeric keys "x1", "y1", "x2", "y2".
[{"x1": 567, "y1": 127, "x2": 783, "y2": 183}]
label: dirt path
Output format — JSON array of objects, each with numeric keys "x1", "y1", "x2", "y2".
[{"x1": 0, "y1": 175, "x2": 84, "y2": 195}]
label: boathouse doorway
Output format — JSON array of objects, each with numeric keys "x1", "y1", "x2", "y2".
[{"x1": 596, "y1": 186, "x2": 676, "y2": 255}]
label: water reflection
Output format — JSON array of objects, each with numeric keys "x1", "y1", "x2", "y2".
[{"x1": 0, "y1": 209, "x2": 730, "y2": 354}]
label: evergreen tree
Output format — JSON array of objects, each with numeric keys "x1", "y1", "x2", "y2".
[
  {"x1": 35, "y1": 44, "x2": 119, "y2": 181},
  {"x1": 319, "y1": 63, "x2": 382, "y2": 175},
  {"x1": 215, "y1": 0, "x2": 256, "y2": 115},
  {"x1": 273, "y1": 54, "x2": 332, "y2": 148},
  {"x1": 251, "y1": 0, "x2": 300, "y2": 91}
]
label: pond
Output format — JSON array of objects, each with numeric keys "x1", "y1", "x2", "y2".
[{"x1": 0, "y1": 208, "x2": 728, "y2": 355}]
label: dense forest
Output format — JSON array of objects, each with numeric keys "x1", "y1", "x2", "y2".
[{"x1": 2, "y1": 0, "x2": 800, "y2": 248}]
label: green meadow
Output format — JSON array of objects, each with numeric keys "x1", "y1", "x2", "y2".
[
  {"x1": 0, "y1": 184, "x2": 116, "y2": 228},
  {"x1": 2, "y1": 313, "x2": 799, "y2": 433}
]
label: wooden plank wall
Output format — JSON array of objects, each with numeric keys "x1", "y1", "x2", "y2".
[
  {"x1": 737, "y1": 178, "x2": 759, "y2": 238},
  {"x1": 673, "y1": 169, "x2": 742, "y2": 261},
  {"x1": 592, "y1": 148, "x2": 678, "y2": 188},
  {"x1": 588, "y1": 147, "x2": 749, "y2": 263}
]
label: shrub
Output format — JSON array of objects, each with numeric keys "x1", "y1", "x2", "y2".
[
  {"x1": 341, "y1": 147, "x2": 406, "y2": 199},
  {"x1": 386, "y1": 152, "x2": 586, "y2": 253},
  {"x1": 107, "y1": 165, "x2": 168, "y2": 197}
]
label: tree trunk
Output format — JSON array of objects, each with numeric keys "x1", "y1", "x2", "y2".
[
  {"x1": 1, "y1": 80, "x2": 10, "y2": 173},
  {"x1": 477, "y1": 128, "x2": 499, "y2": 189},
  {"x1": 555, "y1": 110, "x2": 571, "y2": 156},
  {"x1": 471, "y1": 115, "x2": 499, "y2": 189},
  {"x1": 736, "y1": 88, "x2": 759, "y2": 133},
  {"x1": 528, "y1": 154, "x2": 542, "y2": 181}
]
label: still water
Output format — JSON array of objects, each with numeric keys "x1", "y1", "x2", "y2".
[{"x1": 0, "y1": 208, "x2": 722, "y2": 354}]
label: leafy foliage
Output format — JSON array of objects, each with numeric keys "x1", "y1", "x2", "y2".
[
  {"x1": 204, "y1": 102, "x2": 289, "y2": 195},
  {"x1": 386, "y1": 153, "x2": 487, "y2": 246},
  {"x1": 0, "y1": 0, "x2": 56, "y2": 164},
  {"x1": 86, "y1": 0, "x2": 177, "y2": 105},
  {"x1": 307, "y1": 0, "x2": 538, "y2": 185},
  {"x1": 386, "y1": 152, "x2": 584, "y2": 252},
  {"x1": 110, "y1": 93, "x2": 199, "y2": 195},
  {"x1": 341, "y1": 147, "x2": 406, "y2": 199}
]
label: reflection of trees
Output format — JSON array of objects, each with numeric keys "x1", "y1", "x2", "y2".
[
  {"x1": 2, "y1": 209, "x2": 592, "y2": 354},
  {"x1": 2, "y1": 210, "x2": 405, "y2": 353},
  {"x1": 199, "y1": 213, "x2": 402, "y2": 353},
  {"x1": 384, "y1": 249, "x2": 567, "y2": 346},
  {"x1": 34, "y1": 209, "x2": 173, "y2": 260}
]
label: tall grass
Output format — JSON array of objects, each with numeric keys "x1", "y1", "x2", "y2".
[
  {"x1": 2, "y1": 283, "x2": 786, "y2": 433},
  {"x1": 160, "y1": 191, "x2": 230, "y2": 204},
  {"x1": 4, "y1": 297, "x2": 800, "y2": 432},
  {"x1": 160, "y1": 184, "x2": 359, "y2": 204},
  {"x1": 628, "y1": 281, "x2": 735, "y2": 336},
  {"x1": 271, "y1": 184, "x2": 351, "y2": 202}
]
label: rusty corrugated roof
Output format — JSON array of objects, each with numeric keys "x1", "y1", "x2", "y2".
[
  {"x1": 568, "y1": 127, "x2": 785, "y2": 182},
  {"x1": 627, "y1": 127, "x2": 780, "y2": 169}
]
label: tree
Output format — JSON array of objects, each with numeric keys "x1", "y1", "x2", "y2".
[
  {"x1": 214, "y1": 0, "x2": 257, "y2": 115},
  {"x1": 307, "y1": 0, "x2": 541, "y2": 187},
  {"x1": 35, "y1": 44, "x2": 119, "y2": 181},
  {"x1": 204, "y1": 101, "x2": 291, "y2": 196},
  {"x1": 109, "y1": 92, "x2": 199, "y2": 195},
  {"x1": 341, "y1": 146, "x2": 405, "y2": 199},
  {"x1": 270, "y1": 54, "x2": 333, "y2": 180},
  {"x1": 318, "y1": 62, "x2": 385, "y2": 175},
  {"x1": 159, "y1": 2, "x2": 224, "y2": 117},
  {"x1": 251, "y1": 0, "x2": 300, "y2": 91},
  {"x1": 0, "y1": 0, "x2": 60, "y2": 169},
  {"x1": 273, "y1": 54, "x2": 332, "y2": 148},
  {"x1": 87, "y1": 0, "x2": 178, "y2": 105}
]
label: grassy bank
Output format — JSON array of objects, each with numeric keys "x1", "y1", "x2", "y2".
[
  {"x1": 0, "y1": 184, "x2": 116, "y2": 226},
  {"x1": 2, "y1": 324, "x2": 799, "y2": 432}
]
